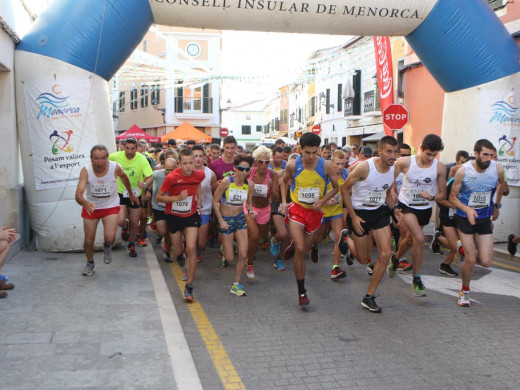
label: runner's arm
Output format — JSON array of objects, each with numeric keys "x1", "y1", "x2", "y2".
[
  {"x1": 317, "y1": 161, "x2": 339, "y2": 208},
  {"x1": 449, "y1": 166, "x2": 477, "y2": 224},
  {"x1": 196, "y1": 184, "x2": 203, "y2": 214},
  {"x1": 342, "y1": 162, "x2": 369, "y2": 235},
  {"x1": 280, "y1": 160, "x2": 295, "y2": 213},
  {"x1": 210, "y1": 171, "x2": 218, "y2": 193},
  {"x1": 434, "y1": 162, "x2": 447, "y2": 202},
  {"x1": 270, "y1": 169, "x2": 279, "y2": 204},
  {"x1": 212, "y1": 178, "x2": 230, "y2": 225},
  {"x1": 116, "y1": 165, "x2": 139, "y2": 205},
  {"x1": 493, "y1": 164, "x2": 506, "y2": 221},
  {"x1": 74, "y1": 167, "x2": 91, "y2": 209}
]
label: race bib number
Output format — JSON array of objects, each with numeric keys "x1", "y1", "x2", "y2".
[
  {"x1": 468, "y1": 191, "x2": 491, "y2": 208},
  {"x1": 228, "y1": 188, "x2": 247, "y2": 206},
  {"x1": 362, "y1": 190, "x2": 385, "y2": 207},
  {"x1": 123, "y1": 187, "x2": 140, "y2": 198},
  {"x1": 253, "y1": 184, "x2": 268, "y2": 198},
  {"x1": 90, "y1": 183, "x2": 111, "y2": 199},
  {"x1": 298, "y1": 187, "x2": 319, "y2": 205},
  {"x1": 409, "y1": 189, "x2": 429, "y2": 206},
  {"x1": 172, "y1": 196, "x2": 193, "y2": 214}
]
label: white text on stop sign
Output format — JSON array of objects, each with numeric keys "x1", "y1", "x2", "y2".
[{"x1": 385, "y1": 113, "x2": 407, "y2": 121}]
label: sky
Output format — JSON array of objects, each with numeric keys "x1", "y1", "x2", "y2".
[{"x1": 221, "y1": 31, "x2": 353, "y2": 105}]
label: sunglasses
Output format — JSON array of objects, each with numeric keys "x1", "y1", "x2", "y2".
[
  {"x1": 257, "y1": 160, "x2": 269, "y2": 165},
  {"x1": 399, "y1": 153, "x2": 411, "y2": 157},
  {"x1": 235, "y1": 165, "x2": 251, "y2": 172}
]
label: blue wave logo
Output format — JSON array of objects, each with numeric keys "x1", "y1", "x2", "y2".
[
  {"x1": 489, "y1": 97, "x2": 520, "y2": 125},
  {"x1": 35, "y1": 84, "x2": 80, "y2": 120}
]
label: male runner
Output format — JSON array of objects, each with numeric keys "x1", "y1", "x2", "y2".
[
  {"x1": 280, "y1": 132, "x2": 339, "y2": 307},
  {"x1": 209, "y1": 136, "x2": 237, "y2": 181},
  {"x1": 449, "y1": 139, "x2": 504, "y2": 307},
  {"x1": 109, "y1": 137, "x2": 153, "y2": 257},
  {"x1": 76, "y1": 145, "x2": 138, "y2": 275},
  {"x1": 342, "y1": 136, "x2": 400, "y2": 312},
  {"x1": 157, "y1": 149, "x2": 205, "y2": 302},
  {"x1": 269, "y1": 146, "x2": 287, "y2": 172},
  {"x1": 392, "y1": 134, "x2": 447, "y2": 296}
]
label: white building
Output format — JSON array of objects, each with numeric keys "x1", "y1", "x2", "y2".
[{"x1": 222, "y1": 100, "x2": 265, "y2": 149}]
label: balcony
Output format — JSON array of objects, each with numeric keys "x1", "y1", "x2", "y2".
[
  {"x1": 488, "y1": 0, "x2": 506, "y2": 10},
  {"x1": 363, "y1": 90, "x2": 382, "y2": 117},
  {"x1": 174, "y1": 97, "x2": 213, "y2": 119},
  {"x1": 344, "y1": 98, "x2": 362, "y2": 120}
]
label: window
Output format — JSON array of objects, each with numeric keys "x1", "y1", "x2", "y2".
[
  {"x1": 352, "y1": 70, "x2": 361, "y2": 116},
  {"x1": 242, "y1": 125, "x2": 251, "y2": 135},
  {"x1": 140, "y1": 85, "x2": 148, "y2": 108},
  {"x1": 130, "y1": 88, "x2": 138, "y2": 110},
  {"x1": 310, "y1": 96, "x2": 315, "y2": 116},
  {"x1": 256, "y1": 125, "x2": 262, "y2": 132},
  {"x1": 175, "y1": 83, "x2": 212, "y2": 113},
  {"x1": 488, "y1": 0, "x2": 505, "y2": 9},
  {"x1": 326, "y1": 88, "x2": 331, "y2": 115},
  {"x1": 151, "y1": 85, "x2": 160, "y2": 105},
  {"x1": 118, "y1": 91, "x2": 125, "y2": 112},
  {"x1": 337, "y1": 84, "x2": 343, "y2": 112}
]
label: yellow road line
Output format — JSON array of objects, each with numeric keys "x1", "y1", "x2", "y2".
[
  {"x1": 492, "y1": 260, "x2": 520, "y2": 272},
  {"x1": 169, "y1": 263, "x2": 245, "y2": 390}
]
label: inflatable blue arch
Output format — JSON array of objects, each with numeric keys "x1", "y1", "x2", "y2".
[{"x1": 14, "y1": 0, "x2": 520, "y2": 250}]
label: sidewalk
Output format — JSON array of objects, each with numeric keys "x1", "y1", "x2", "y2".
[{"x1": 0, "y1": 243, "x2": 200, "y2": 390}]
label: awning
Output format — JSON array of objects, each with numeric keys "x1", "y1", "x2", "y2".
[{"x1": 362, "y1": 129, "x2": 403, "y2": 142}]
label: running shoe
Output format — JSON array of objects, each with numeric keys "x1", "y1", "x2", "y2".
[
  {"x1": 0, "y1": 279, "x2": 14, "y2": 290},
  {"x1": 331, "y1": 265, "x2": 347, "y2": 280},
  {"x1": 397, "y1": 258, "x2": 413, "y2": 272},
  {"x1": 220, "y1": 257, "x2": 230, "y2": 268},
  {"x1": 121, "y1": 220, "x2": 129, "y2": 241},
  {"x1": 0, "y1": 291, "x2": 6, "y2": 298},
  {"x1": 177, "y1": 253, "x2": 186, "y2": 267},
  {"x1": 270, "y1": 237, "x2": 281, "y2": 257},
  {"x1": 361, "y1": 295, "x2": 381, "y2": 313},
  {"x1": 219, "y1": 245, "x2": 224, "y2": 257},
  {"x1": 457, "y1": 290, "x2": 471, "y2": 307},
  {"x1": 230, "y1": 283, "x2": 246, "y2": 296},
  {"x1": 430, "y1": 229, "x2": 442, "y2": 254},
  {"x1": 137, "y1": 237, "x2": 147, "y2": 247},
  {"x1": 412, "y1": 279, "x2": 427, "y2": 297},
  {"x1": 338, "y1": 229, "x2": 350, "y2": 255},
  {"x1": 82, "y1": 262, "x2": 96, "y2": 276},
  {"x1": 181, "y1": 269, "x2": 187, "y2": 281},
  {"x1": 273, "y1": 259, "x2": 286, "y2": 271},
  {"x1": 183, "y1": 283, "x2": 194, "y2": 302},
  {"x1": 164, "y1": 252, "x2": 173, "y2": 263},
  {"x1": 387, "y1": 254, "x2": 398, "y2": 278},
  {"x1": 156, "y1": 236, "x2": 162, "y2": 244},
  {"x1": 149, "y1": 222, "x2": 157, "y2": 231},
  {"x1": 508, "y1": 234, "x2": 517, "y2": 256},
  {"x1": 246, "y1": 265, "x2": 255, "y2": 279},
  {"x1": 127, "y1": 242, "x2": 137, "y2": 258},
  {"x1": 298, "y1": 292, "x2": 310, "y2": 307},
  {"x1": 284, "y1": 241, "x2": 295, "y2": 260},
  {"x1": 327, "y1": 235, "x2": 333, "y2": 243},
  {"x1": 197, "y1": 256, "x2": 202, "y2": 263},
  {"x1": 311, "y1": 245, "x2": 319, "y2": 263},
  {"x1": 262, "y1": 241, "x2": 269, "y2": 251},
  {"x1": 103, "y1": 245, "x2": 112, "y2": 264},
  {"x1": 366, "y1": 261, "x2": 374, "y2": 276},
  {"x1": 439, "y1": 263, "x2": 458, "y2": 277}
]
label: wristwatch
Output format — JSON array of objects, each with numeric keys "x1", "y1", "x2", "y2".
[{"x1": 495, "y1": 203, "x2": 502, "y2": 209}]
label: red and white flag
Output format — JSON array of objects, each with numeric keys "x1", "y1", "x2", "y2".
[{"x1": 374, "y1": 36, "x2": 395, "y2": 136}]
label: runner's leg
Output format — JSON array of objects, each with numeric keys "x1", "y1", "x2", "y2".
[{"x1": 83, "y1": 218, "x2": 100, "y2": 262}]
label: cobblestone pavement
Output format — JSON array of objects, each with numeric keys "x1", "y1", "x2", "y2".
[{"x1": 155, "y1": 238, "x2": 520, "y2": 390}]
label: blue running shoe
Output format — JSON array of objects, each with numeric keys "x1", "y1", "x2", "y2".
[{"x1": 273, "y1": 259, "x2": 286, "y2": 271}]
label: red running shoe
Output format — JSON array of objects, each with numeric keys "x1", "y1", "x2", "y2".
[{"x1": 299, "y1": 293, "x2": 310, "y2": 307}]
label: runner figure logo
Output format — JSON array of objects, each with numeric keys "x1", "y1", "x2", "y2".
[{"x1": 49, "y1": 130, "x2": 74, "y2": 155}]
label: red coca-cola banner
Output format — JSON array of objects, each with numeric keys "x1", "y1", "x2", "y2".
[{"x1": 374, "y1": 36, "x2": 395, "y2": 136}]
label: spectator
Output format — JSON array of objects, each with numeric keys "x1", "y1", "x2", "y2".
[{"x1": 0, "y1": 227, "x2": 17, "y2": 298}]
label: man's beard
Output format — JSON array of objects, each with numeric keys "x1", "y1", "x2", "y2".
[{"x1": 476, "y1": 159, "x2": 490, "y2": 170}]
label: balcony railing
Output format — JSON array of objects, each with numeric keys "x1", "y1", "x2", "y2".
[
  {"x1": 364, "y1": 90, "x2": 381, "y2": 114},
  {"x1": 488, "y1": 0, "x2": 505, "y2": 9},
  {"x1": 174, "y1": 97, "x2": 213, "y2": 114}
]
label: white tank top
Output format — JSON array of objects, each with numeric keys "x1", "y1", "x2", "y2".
[
  {"x1": 398, "y1": 155, "x2": 439, "y2": 209},
  {"x1": 201, "y1": 166, "x2": 213, "y2": 215},
  {"x1": 351, "y1": 158, "x2": 394, "y2": 210},
  {"x1": 85, "y1": 161, "x2": 120, "y2": 209}
]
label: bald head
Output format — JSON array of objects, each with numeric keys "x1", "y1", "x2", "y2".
[{"x1": 165, "y1": 158, "x2": 176, "y2": 170}]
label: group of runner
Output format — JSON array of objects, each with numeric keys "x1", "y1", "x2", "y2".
[{"x1": 75, "y1": 132, "x2": 506, "y2": 312}]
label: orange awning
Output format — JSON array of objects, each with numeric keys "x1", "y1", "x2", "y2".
[{"x1": 161, "y1": 122, "x2": 211, "y2": 144}]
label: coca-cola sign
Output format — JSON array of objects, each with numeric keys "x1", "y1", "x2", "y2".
[{"x1": 373, "y1": 36, "x2": 395, "y2": 136}]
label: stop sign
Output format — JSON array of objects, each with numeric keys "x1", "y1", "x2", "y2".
[
  {"x1": 220, "y1": 128, "x2": 229, "y2": 137},
  {"x1": 383, "y1": 104, "x2": 409, "y2": 130},
  {"x1": 312, "y1": 125, "x2": 321, "y2": 135}
]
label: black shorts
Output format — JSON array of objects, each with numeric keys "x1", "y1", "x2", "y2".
[
  {"x1": 439, "y1": 214, "x2": 456, "y2": 228},
  {"x1": 166, "y1": 213, "x2": 202, "y2": 234},
  {"x1": 398, "y1": 202, "x2": 432, "y2": 227},
  {"x1": 270, "y1": 202, "x2": 283, "y2": 217},
  {"x1": 152, "y1": 208, "x2": 166, "y2": 222},
  {"x1": 119, "y1": 194, "x2": 141, "y2": 209},
  {"x1": 455, "y1": 215, "x2": 493, "y2": 235},
  {"x1": 346, "y1": 206, "x2": 390, "y2": 237}
]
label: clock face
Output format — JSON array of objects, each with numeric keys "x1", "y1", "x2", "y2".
[{"x1": 186, "y1": 43, "x2": 200, "y2": 57}]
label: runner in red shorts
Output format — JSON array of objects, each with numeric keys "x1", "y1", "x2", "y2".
[
  {"x1": 280, "y1": 133, "x2": 339, "y2": 308},
  {"x1": 76, "y1": 145, "x2": 138, "y2": 276}
]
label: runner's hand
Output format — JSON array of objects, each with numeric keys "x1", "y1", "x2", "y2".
[
  {"x1": 137, "y1": 181, "x2": 147, "y2": 190},
  {"x1": 418, "y1": 190, "x2": 432, "y2": 200},
  {"x1": 84, "y1": 202, "x2": 97, "y2": 215},
  {"x1": 219, "y1": 221, "x2": 229, "y2": 231},
  {"x1": 312, "y1": 200, "x2": 323, "y2": 211},
  {"x1": 179, "y1": 190, "x2": 188, "y2": 200},
  {"x1": 466, "y1": 207, "x2": 478, "y2": 225},
  {"x1": 492, "y1": 207, "x2": 499, "y2": 221},
  {"x1": 142, "y1": 191, "x2": 151, "y2": 202},
  {"x1": 352, "y1": 214, "x2": 365, "y2": 236},
  {"x1": 280, "y1": 203, "x2": 287, "y2": 215},
  {"x1": 394, "y1": 208, "x2": 403, "y2": 223},
  {"x1": 129, "y1": 193, "x2": 140, "y2": 206}
]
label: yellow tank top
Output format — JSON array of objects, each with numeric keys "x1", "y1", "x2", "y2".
[
  {"x1": 290, "y1": 157, "x2": 327, "y2": 209},
  {"x1": 323, "y1": 169, "x2": 348, "y2": 217}
]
